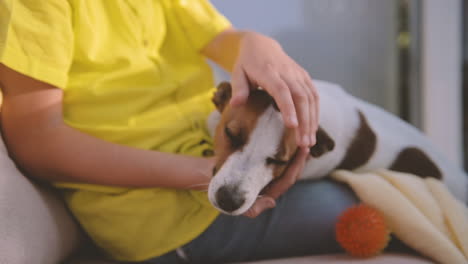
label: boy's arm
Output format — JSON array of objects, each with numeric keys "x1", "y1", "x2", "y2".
[
  {"x1": 0, "y1": 64, "x2": 213, "y2": 189},
  {"x1": 200, "y1": 27, "x2": 241, "y2": 72}
]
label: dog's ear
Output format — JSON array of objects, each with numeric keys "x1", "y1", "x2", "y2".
[
  {"x1": 309, "y1": 127, "x2": 335, "y2": 158},
  {"x1": 212, "y1": 81, "x2": 232, "y2": 112}
]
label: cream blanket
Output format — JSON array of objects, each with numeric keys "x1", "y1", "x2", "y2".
[{"x1": 331, "y1": 169, "x2": 468, "y2": 264}]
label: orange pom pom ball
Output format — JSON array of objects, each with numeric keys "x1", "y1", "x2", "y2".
[{"x1": 336, "y1": 204, "x2": 391, "y2": 258}]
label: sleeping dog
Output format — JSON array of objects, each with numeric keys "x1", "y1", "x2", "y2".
[{"x1": 206, "y1": 80, "x2": 468, "y2": 215}]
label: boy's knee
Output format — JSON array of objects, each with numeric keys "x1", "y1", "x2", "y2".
[{"x1": 279, "y1": 179, "x2": 360, "y2": 217}]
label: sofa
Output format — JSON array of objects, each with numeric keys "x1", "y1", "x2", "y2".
[{"x1": 0, "y1": 130, "x2": 435, "y2": 264}]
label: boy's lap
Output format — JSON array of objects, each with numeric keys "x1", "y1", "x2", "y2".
[{"x1": 144, "y1": 180, "x2": 359, "y2": 264}]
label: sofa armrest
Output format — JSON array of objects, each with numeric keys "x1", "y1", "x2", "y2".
[{"x1": 0, "y1": 134, "x2": 82, "y2": 264}]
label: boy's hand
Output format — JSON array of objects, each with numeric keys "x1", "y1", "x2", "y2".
[
  {"x1": 243, "y1": 147, "x2": 309, "y2": 218},
  {"x1": 230, "y1": 32, "x2": 319, "y2": 148}
]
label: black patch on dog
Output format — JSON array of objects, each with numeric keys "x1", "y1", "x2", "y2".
[
  {"x1": 389, "y1": 147, "x2": 442, "y2": 179},
  {"x1": 337, "y1": 111, "x2": 377, "y2": 170},
  {"x1": 309, "y1": 127, "x2": 335, "y2": 157}
]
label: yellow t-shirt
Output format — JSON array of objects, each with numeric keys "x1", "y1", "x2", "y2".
[{"x1": 0, "y1": 0, "x2": 230, "y2": 261}]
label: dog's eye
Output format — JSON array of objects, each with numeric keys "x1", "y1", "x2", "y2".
[
  {"x1": 225, "y1": 127, "x2": 243, "y2": 148},
  {"x1": 266, "y1": 157, "x2": 288, "y2": 166}
]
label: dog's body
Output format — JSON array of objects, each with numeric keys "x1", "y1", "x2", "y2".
[{"x1": 207, "y1": 80, "x2": 468, "y2": 215}]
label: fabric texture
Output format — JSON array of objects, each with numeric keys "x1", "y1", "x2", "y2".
[
  {"x1": 0, "y1": 0, "x2": 74, "y2": 88},
  {"x1": 331, "y1": 169, "x2": 468, "y2": 264},
  {"x1": 0, "y1": 0, "x2": 231, "y2": 261},
  {"x1": 0, "y1": 132, "x2": 81, "y2": 264}
]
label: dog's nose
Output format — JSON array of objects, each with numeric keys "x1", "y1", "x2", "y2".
[{"x1": 215, "y1": 185, "x2": 245, "y2": 213}]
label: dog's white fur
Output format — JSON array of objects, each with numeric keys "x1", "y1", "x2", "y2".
[{"x1": 207, "y1": 80, "x2": 468, "y2": 215}]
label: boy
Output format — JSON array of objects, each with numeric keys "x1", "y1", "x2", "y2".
[{"x1": 0, "y1": 1, "x2": 357, "y2": 263}]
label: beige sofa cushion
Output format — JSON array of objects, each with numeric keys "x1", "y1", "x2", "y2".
[
  {"x1": 239, "y1": 254, "x2": 434, "y2": 264},
  {"x1": 0, "y1": 133, "x2": 81, "y2": 264}
]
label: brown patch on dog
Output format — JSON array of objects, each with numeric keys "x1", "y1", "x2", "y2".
[
  {"x1": 389, "y1": 147, "x2": 442, "y2": 179},
  {"x1": 270, "y1": 127, "x2": 297, "y2": 179},
  {"x1": 212, "y1": 81, "x2": 232, "y2": 112},
  {"x1": 212, "y1": 88, "x2": 276, "y2": 174},
  {"x1": 337, "y1": 111, "x2": 377, "y2": 170},
  {"x1": 309, "y1": 127, "x2": 335, "y2": 158}
]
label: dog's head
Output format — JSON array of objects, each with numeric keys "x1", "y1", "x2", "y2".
[{"x1": 208, "y1": 82, "x2": 334, "y2": 215}]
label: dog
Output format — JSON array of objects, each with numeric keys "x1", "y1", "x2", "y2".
[{"x1": 206, "y1": 80, "x2": 468, "y2": 215}]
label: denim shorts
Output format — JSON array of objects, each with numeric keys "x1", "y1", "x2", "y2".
[{"x1": 131, "y1": 179, "x2": 360, "y2": 264}]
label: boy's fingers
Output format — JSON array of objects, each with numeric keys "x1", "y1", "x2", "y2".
[
  {"x1": 259, "y1": 72, "x2": 298, "y2": 128},
  {"x1": 282, "y1": 76, "x2": 310, "y2": 147},
  {"x1": 264, "y1": 147, "x2": 309, "y2": 200},
  {"x1": 243, "y1": 148, "x2": 309, "y2": 218},
  {"x1": 306, "y1": 78, "x2": 319, "y2": 145},
  {"x1": 230, "y1": 67, "x2": 250, "y2": 106},
  {"x1": 243, "y1": 196, "x2": 276, "y2": 218}
]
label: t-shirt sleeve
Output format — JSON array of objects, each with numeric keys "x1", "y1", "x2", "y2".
[
  {"x1": 0, "y1": 0, "x2": 74, "y2": 89},
  {"x1": 172, "y1": 0, "x2": 232, "y2": 51}
]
